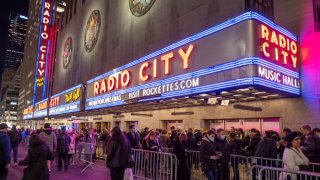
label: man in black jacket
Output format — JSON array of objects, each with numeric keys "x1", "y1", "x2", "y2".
[
  {"x1": 216, "y1": 128, "x2": 230, "y2": 180},
  {"x1": 0, "y1": 123, "x2": 11, "y2": 180},
  {"x1": 254, "y1": 131, "x2": 278, "y2": 166},
  {"x1": 301, "y1": 125, "x2": 320, "y2": 172},
  {"x1": 247, "y1": 128, "x2": 261, "y2": 157},
  {"x1": 8, "y1": 125, "x2": 21, "y2": 166},
  {"x1": 126, "y1": 125, "x2": 140, "y2": 149},
  {"x1": 57, "y1": 127, "x2": 71, "y2": 171}
]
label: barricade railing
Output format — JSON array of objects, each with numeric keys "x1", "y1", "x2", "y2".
[
  {"x1": 131, "y1": 148, "x2": 178, "y2": 180},
  {"x1": 76, "y1": 142, "x2": 95, "y2": 173},
  {"x1": 162, "y1": 147, "x2": 173, "y2": 153},
  {"x1": 257, "y1": 166, "x2": 320, "y2": 180},
  {"x1": 186, "y1": 150, "x2": 205, "y2": 180},
  {"x1": 230, "y1": 154, "x2": 250, "y2": 180},
  {"x1": 96, "y1": 141, "x2": 106, "y2": 159}
]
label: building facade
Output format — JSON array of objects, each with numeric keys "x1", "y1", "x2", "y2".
[{"x1": 21, "y1": 0, "x2": 320, "y2": 133}]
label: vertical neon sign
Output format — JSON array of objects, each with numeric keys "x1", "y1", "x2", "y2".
[{"x1": 33, "y1": 0, "x2": 53, "y2": 103}]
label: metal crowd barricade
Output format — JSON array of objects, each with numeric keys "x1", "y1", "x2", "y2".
[
  {"x1": 186, "y1": 150, "x2": 206, "y2": 180},
  {"x1": 162, "y1": 147, "x2": 173, "y2": 153},
  {"x1": 131, "y1": 149, "x2": 178, "y2": 180},
  {"x1": 230, "y1": 154, "x2": 251, "y2": 180},
  {"x1": 96, "y1": 141, "x2": 106, "y2": 160},
  {"x1": 257, "y1": 166, "x2": 320, "y2": 180},
  {"x1": 76, "y1": 142, "x2": 95, "y2": 173}
]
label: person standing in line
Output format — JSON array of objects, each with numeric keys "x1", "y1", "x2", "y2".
[
  {"x1": 229, "y1": 132, "x2": 242, "y2": 180},
  {"x1": 85, "y1": 128, "x2": 97, "y2": 162},
  {"x1": 39, "y1": 123, "x2": 57, "y2": 171},
  {"x1": 0, "y1": 123, "x2": 11, "y2": 180},
  {"x1": 126, "y1": 125, "x2": 140, "y2": 149},
  {"x1": 215, "y1": 128, "x2": 230, "y2": 180},
  {"x1": 19, "y1": 134, "x2": 52, "y2": 180},
  {"x1": 200, "y1": 130, "x2": 220, "y2": 180},
  {"x1": 68, "y1": 130, "x2": 76, "y2": 166},
  {"x1": 57, "y1": 127, "x2": 71, "y2": 171},
  {"x1": 282, "y1": 132, "x2": 309, "y2": 180},
  {"x1": 173, "y1": 133, "x2": 190, "y2": 180},
  {"x1": 8, "y1": 125, "x2": 21, "y2": 166},
  {"x1": 246, "y1": 128, "x2": 261, "y2": 157},
  {"x1": 106, "y1": 127, "x2": 130, "y2": 180}
]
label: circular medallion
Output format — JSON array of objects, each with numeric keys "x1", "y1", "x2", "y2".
[
  {"x1": 129, "y1": 0, "x2": 156, "y2": 17},
  {"x1": 62, "y1": 37, "x2": 72, "y2": 69},
  {"x1": 84, "y1": 10, "x2": 101, "y2": 53}
]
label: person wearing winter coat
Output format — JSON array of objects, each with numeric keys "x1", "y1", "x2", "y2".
[
  {"x1": 57, "y1": 127, "x2": 71, "y2": 171},
  {"x1": 247, "y1": 128, "x2": 261, "y2": 157},
  {"x1": 200, "y1": 130, "x2": 221, "y2": 180},
  {"x1": 19, "y1": 134, "x2": 52, "y2": 180},
  {"x1": 254, "y1": 130, "x2": 278, "y2": 166},
  {"x1": 281, "y1": 132, "x2": 309, "y2": 180},
  {"x1": 215, "y1": 129, "x2": 230, "y2": 180},
  {"x1": 126, "y1": 125, "x2": 140, "y2": 149},
  {"x1": 0, "y1": 123, "x2": 10, "y2": 180},
  {"x1": 229, "y1": 132, "x2": 242, "y2": 180},
  {"x1": 39, "y1": 123, "x2": 57, "y2": 171},
  {"x1": 106, "y1": 127, "x2": 130, "y2": 180},
  {"x1": 8, "y1": 125, "x2": 21, "y2": 166},
  {"x1": 173, "y1": 133, "x2": 190, "y2": 180}
]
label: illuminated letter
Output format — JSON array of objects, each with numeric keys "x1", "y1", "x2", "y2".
[
  {"x1": 41, "y1": 32, "x2": 48, "y2": 39},
  {"x1": 139, "y1": 62, "x2": 150, "y2": 81},
  {"x1": 44, "y1": 10, "x2": 50, "y2": 16},
  {"x1": 41, "y1": 53, "x2": 45, "y2": 60},
  {"x1": 262, "y1": 42, "x2": 270, "y2": 57},
  {"x1": 121, "y1": 70, "x2": 131, "y2": 87},
  {"x1": 286, "y1": 39, "x2": 290, "y2": 51},
  {"x1": 39, "y1": 61, "x2": 45, "y2": 68},
  {"x1": 275, "y1": 47, "x2": 279, "y2": 61},
  {"x1": 161, "y1": 52, "x2": 174, "y2": 75},
  {"x1": 45, "y1": 2, "x2": 51, "y2": 9},
  {"x1": 94, "y1": 82, "x2": 100, "y2": 95},
  {"x1": 40, "y1": 46, "x2": 47, "y2": 52},
  {"x1": 281, "y1": 51, "x2": 289, "y2": 64},
  {"x1": 153, "y1": 59, "x2": 158, "y2": 78},
  {"x1": 38, "y1": 69, "x2": 45, "y2": 76},
  {"x1": 279, "y1": 35, "x2": 286, "y2": 48},
  {"x1": 43, "y1": 17, "x2": 49, "y2": 24},
  {"x1": 270, "y1": 31, "x2": 278, "y2": 45},
  {"x1": 261, "y1": 25, "x2": 269, "y2": 40},
  {"x1": 291, "y1": 55, "x2": 297, "y2": 68},
  {"x1": 108, "y1": 76, "x2": 116, "y2": 91},
  {"x1": 178, "y1": 44, "x2": 194, "y2": 69},
  {"x1": 290, "y1": 41, "x2": 297, "y2": 54},
  {"x1": 100, "y1": 79, "x2": 107, "y2": 94}
]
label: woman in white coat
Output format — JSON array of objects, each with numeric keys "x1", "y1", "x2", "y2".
[{"x1": 281, "y1": 132, "x2": 309, "y2": 180}]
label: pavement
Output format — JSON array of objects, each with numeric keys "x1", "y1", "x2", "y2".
[{"x1": 6, "y1": 144, "x2": 112, "y2": 180}]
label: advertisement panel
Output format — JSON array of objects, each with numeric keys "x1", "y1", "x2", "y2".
[
  {"x1": 34, "y1": 99, "x2": 48, "y2": 118},
  {"x1": 23, "y1": 106, "x2": 34, "y2": 120},
  {"x1": 48, "y1": 84, "x2": 83, "y2": 116}
]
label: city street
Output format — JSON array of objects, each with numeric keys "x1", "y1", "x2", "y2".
[{"x1": 6, "y1": 144, "x2": 111, "y2": 180}]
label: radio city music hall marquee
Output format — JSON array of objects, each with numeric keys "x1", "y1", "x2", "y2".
[{"x1": 25, "y1": 12, "x2": 301, "y2": 119}]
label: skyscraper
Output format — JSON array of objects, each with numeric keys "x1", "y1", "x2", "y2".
[
  {"x1": 3, "y1": 13, "x2": 27, "y2": 69},
  {"x1": 0, "y1": 13, "x2": 27, "y2": 101}
]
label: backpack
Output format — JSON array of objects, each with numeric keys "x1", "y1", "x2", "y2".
[{"x1": 9, "y1": 130, "x2": 21, "y2": 144}]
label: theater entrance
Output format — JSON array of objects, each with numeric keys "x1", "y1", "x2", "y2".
[
  {"x1": 161, "y1": 120, "x2": 183, "y2": 130},
  {"x1": 207, "y1": 118, "x2": 280, "y2": 134}
]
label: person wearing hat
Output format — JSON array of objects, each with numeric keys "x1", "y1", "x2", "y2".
[
  {"x1": 39, "y1": 123, "x2": 57, "y2": 171},
  {"x1": 0, "y1": 123, "x2": 11, "y2": 180},
  {"x1": 282, "y1": 132, "x2": 309, "y2": 175}
]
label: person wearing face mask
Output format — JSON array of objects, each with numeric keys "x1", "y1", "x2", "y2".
[
  {"x1": 173, "y1": 133, "x2": 190, "y2": 180},
  {"x1": 215, "y1": 128, "x2": 229, "y2": 180},
  {"x1": 126, "y1": 125, "x2": 140, "y2": 149},
  {"x1": 200, "y1": 130, "x2": 220, "y2": 180}
]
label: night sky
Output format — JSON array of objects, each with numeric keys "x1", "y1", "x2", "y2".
[{"x1": 0, "y1": 0, "x2": 29, "y2": 66}]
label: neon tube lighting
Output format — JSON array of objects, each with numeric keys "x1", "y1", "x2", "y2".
[{"x1": 87, "y1": 11, "x2": 297, "y2": 84}]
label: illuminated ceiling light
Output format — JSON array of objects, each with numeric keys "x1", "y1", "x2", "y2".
[
  {"x1": 221, "y1": 91, "x2": 229, "y2": 94},
  {"x1": 199, "y1": 94, "x2": 209, "y2": 96},
  {"x1": 237, "y1": 88, "x2": 251, "y2": 92},
  {"x1": 268, "y1": 94, "x2": 279, "y2": 97},
  {"x1": 253, "y1": 91, "x2": 267, "y2": 95},
  {"x1": 233, "y1": 94, "x2": 243, "y2": 97}
]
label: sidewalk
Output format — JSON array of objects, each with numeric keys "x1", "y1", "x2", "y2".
[{"x1": 7, "y1": 144, "x2": 112, "y2": 180}]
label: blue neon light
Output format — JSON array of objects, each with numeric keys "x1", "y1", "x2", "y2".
[
  {"x1": 253, "y1": 77, "x2": 300, "y2": 95},
  {"x1": 51, "y1": 84, "x2": 82, "y2": 98},
  {"x1": 87, "y1": 11, "x2": 297, "y2": 84},
  {"x1": 86, "y1": 57, "x2": 299, "y2": 105},
  {"x1": 19, "y1": 15, "x2": 28, "y2": 20}
]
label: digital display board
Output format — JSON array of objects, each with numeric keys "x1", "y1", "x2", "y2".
[
  {"x1": 34, "y1": 99, "x2": 48, "y2": 118},
  {"x1": 23, "y1": 106, "x2": 34, "y2": 120}
]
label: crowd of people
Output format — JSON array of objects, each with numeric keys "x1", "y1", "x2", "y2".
[{"x1": 1, "y1": 122, "x2": 320, "y2": 180}]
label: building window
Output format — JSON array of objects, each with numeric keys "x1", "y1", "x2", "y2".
[
  {"x1": 245, "y1": 0, "x2": 274, "y2": 20},
  {"x1": 314, "y1": 0, "x2": 320, "y2": 32}
]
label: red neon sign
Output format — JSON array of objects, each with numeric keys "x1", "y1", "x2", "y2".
[
  {"x1": 38, "y1": 101, "x2": 48, "y2": 111},
  {"x1": 36, "y1": 1, "x2": 51, "y2": 87},
  {"x1": 93, "y1": 44, "x2": 194, "y2": 96},
  {"x1": 260, "y1": 25, "x2": 298, "y2": 68}
]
